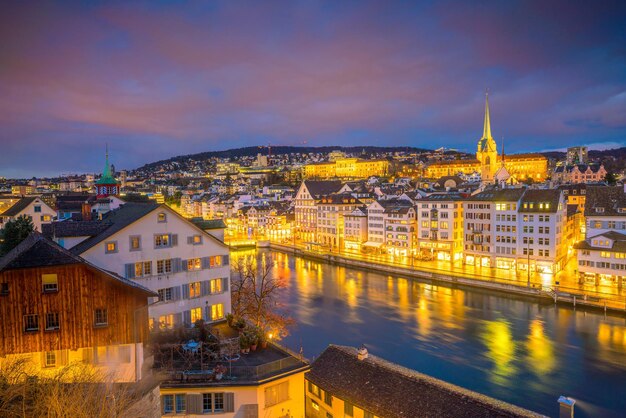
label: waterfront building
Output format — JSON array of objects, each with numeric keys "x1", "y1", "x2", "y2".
[
  {"x1": 416, "y1": 193, "x2": 464, "y2": 262},
  {"x1": 575, "y1": 186, "x2": 626, "y2": 288},
  {"x1": 0, "y1": 196, "x2": 56, "y2": 232},
  {"x1": 45, "y1": 203, "x2": 231, "y2": 329},
  {"x1": 304, "y1": 158, "x2": 390, "y2": 180},
  {"x1": 463, "y1": 188, "x2": 567, "y2": 274},
  {"x1": 316, "y1": 193, "x2": 363, "y2": 251},
  {"x1": 366, "y1": 199, "x2": 416, "y2": 256},
  {"x1": 294, "y1": 180, "x2": 342, "y2": 243},
  {"x1": 425, "y1": 94, "x2": 548, "y2": 183},
  {"x1": 305, "y1": 345, "x2": 541, "y2": 418},
  {"x1": 343, "y1": 206, "x2": 368, "y2": 251},
  {"x1": 0, "y1": 232, "x2": 155, "y2": 382}
]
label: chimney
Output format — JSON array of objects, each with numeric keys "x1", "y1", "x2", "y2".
[
  {"x1": 357, "y1": 345, "x2": 368, "y2": 361},
  {"x1": 558, "y1": 396, "x2": 575, "y2": 418},
  {"x1": 81, "y1": 202, "x2": 92, "y2": 221}
]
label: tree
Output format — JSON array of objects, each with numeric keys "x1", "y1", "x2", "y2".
[
  {"x1": 0, "y1": 215, "x2": 34, "y2": 256},
  {"x1": 231, "y1": 253, "x2": 294, "y2": 340},
  {"x1": 604, "y1": 171, "x2": 617, "y2": 186},
  {"x1": 0, "y1": 358, "x2": 141, "y2": 417}
]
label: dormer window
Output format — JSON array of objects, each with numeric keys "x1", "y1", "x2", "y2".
[
  {"x1": 595, "y1": 207, "x2": 604, "y2": 213},
  {"x1": 158, "y1": 213, "x2": 167, "y2": 223}
]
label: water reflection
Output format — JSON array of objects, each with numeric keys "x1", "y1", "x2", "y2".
[{"x1": 239, "y1": 250, "x2": 626, "y2": 418}]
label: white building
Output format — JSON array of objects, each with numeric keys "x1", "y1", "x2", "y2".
[
  {"x1": 52, "y1": 203, "x2": 231, "y2": 329},
  {"x1": 366, "y1": 199, "x2": 416, "y2": 256},
  {"x1": 0, "y1": 196, "x2": 56, "y2": 232},
  {"x1": 294, "y1": 180, "x2": 342, "y2": 243},
  {"x1": 416, "y1": 193, "x2": 464, "y2": 262}
]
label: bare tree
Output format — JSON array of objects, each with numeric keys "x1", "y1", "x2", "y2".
[
  {"x1": 231, "y1": 253, "x2": 294, "y2": 340},
  {"x1": 0, "y1": 358, "x2": 142, "y2": 418}
]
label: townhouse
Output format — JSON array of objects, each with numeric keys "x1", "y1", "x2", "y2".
[
  {"x1": 416, "y1": 193, "x2": 464, "y2": 262},
  {"x1": 316, "y1": 193, "x2": 363, "y2": 251},
  {"x1": 0, "y1": 196, "x2": 56, "y2": 231},
  {"x1": 366, "y1": 199, "x2": 416, "y2": 257},
  {"x1": 343, "y1": 206, "x2": 368, "y2": 251},
  {"x1": 294, "y1": 180, "x2": 342, "y2": 243},
  {"x1": 45, "y1": 203, "x2": 231, "y2": 329}
]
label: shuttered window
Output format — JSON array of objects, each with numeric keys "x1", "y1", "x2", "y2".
[
  {"x1": 201, "y1": 393, "x2": 234, "y2": 413},
  {"x1": 265, "y1": 381, "x2": 289, "y2": 407}
]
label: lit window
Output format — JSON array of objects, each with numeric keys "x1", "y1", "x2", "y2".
[
  {"x1": 189, "y1": 281, "x2": 201, "y2": 298},
  {"x1": 135, "y1": 261, "x2": 152, "y2": 277},
  {"x1": 158, "y1": 213, "x2": 167, "y2": 223},
  {"x1": 154, "y1": 234, "x2": 170, "y2": 248},
  {"x1": 210, "y1": 278, "x2": 222, "y2": 294},
  {"x1": 94, "y1": 309, "x2": 108, "y2": 326},
  {"x1": 42, "y1": 274, "x2": 58, "y2": 292},
  {"x1": 105, "y1": 241, "x2": 118, "y2": 254},
  {"x1": 191, "y1": 307, "x2": 202, "y2": 324},
  {"x1": 187, "y1": 258, "x2": 201, "y2": 271},
  {"x1": 192, "y1": 235, "x2": 202, "y2": 245},
  {"x1": 129, "y1": 235, "x2": 141, "y2": 251},
  {"x1": 44, "y1": 351, "x2": 56, "y2": 368},
  {"x1": 211, "y1": 303, "x2": 224, "y2": 321}
]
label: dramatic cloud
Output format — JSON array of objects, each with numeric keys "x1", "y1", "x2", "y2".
[{"x1": 0, "y1": 0, "x2": 625, "y2": 177}]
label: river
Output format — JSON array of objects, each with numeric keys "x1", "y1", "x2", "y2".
[{"x1": 251, "y1": 250, "x2": 626, "y2": 418}]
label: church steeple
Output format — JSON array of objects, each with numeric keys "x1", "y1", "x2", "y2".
[
  {"x1": 483, "y1": 91, "x2": 492, "y2": 140},
  {"x1": 95, "y1": 144, "x2": 120, "y2": 198}
]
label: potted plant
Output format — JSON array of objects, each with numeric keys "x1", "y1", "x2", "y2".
[
  {"x1": 226, "y1": 313, "x2": 235, "y2": 328},
  {"x1": 239, "y1": 334, "x2": 250, "y2": 354},
  {"x1": 249, "y1": 333, "x2": 258, "y2": 351},
  {"x1": 235, "y1": 318, "x2": 246, "y2": 334},
  {"x1": 214, "y1": 364, "x2": 227, "y2": 381}
]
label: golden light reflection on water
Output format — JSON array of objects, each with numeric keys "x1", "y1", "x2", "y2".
[
  {"x1": 525, "y1": 320, "x2": 555, "y2": 375},
  {"x1": 481, "y1": 320, "x2": 517, "y2": 385}
]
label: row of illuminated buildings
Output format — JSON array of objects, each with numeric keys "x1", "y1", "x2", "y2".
[{"x1": 293, "y1": 179, "x2": 626, "y2": 289}]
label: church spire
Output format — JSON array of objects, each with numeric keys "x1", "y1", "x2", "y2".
[
  {"x1": 103, "y1": 143, "x2": 112, "y2": 178},
  {"x1": 483, "y1": 90, "x2": 492, "y2": 140}
]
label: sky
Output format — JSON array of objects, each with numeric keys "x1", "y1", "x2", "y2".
[{"x1": 1, "y1": 0, "x2": 625, "y2": 178}]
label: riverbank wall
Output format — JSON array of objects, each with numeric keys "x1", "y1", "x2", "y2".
[{"x1": 266, "y1": 243, "x2": 626, "y2": 315}]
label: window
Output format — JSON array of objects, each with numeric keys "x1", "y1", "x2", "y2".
[
  {"x1": 44, "y1": 351, "x2": 56, "y2": 368},
  {"x1": 154, "y1": 234, "x2": 170, "y2": 248},
  {"x1": 324, "y1": 391, "x2": 332, "y2": 406},
  {"x1": 157, "y1": 259, "x2": 172, "y2": 274},
  {"x1": 175, "y1": 394, "x2": 186, "y2": 413},
  {"x1": 24, "y1": 314, "x2": 39, "y2": 332},
  {"x1": 210, "y1": 278, "x2": 222, "y2": 294},
  {"x1": 163, "y1": 394, "x2": 174, "y2": 414},
  {"x1": 0, "y1": 283, "x2": 7, "y2": 295},
  {"x1": 364, "y1": 411, "x2": 374, "y2": 418},
  {"x1": 265, "y1": 381, "x2": 289, "y2": 407},
  {"x1": 308, "y1": 381, "x2": 321, "y2": 397},
  {"x1": 209, "y1": 256, "x2": 222, "y2": 268},
  {"x1": 129, "y1": 235, "x2": 141, "y2": 251},
  {"x1": 45, "y1": 312, "x2": 60, "y2": 330},
  {"x1": 211, "y1": 303, "x2": 224, "y2": 321},
  {"x1": 94, "y1": 309, "x2": 108, "y2": 326},
  {"x1": 158, "y1": 212, "x2": 167, "y2": 223},
  {"x1": 191, "y1": 235, "x2": 202, "y2": 245},
  {"x1": 344, "y1": 401, "x2": 354, "y2": 417},
  {"x1": 213, "y1": 393, "x2": 224, "y2": 412},
  {"x1": 135, "y1": 261, "x2": 152, "y2": 277},
  {"x1": 34, "y1": 205, "x2": 41, "y2": 213},
  {"x1": 187, "y1": 258, "x2": 201, "y2": 271},
  {"x1": 42, "y1": 274, "x2": 58, "y2": 292},
  {"x1": 189, "y1": 281, "x2": 201, "y2": 298},
  {"x1": 105, "y1": 241, "x2": 118, "y2": 254},
  {"x1": 158, "y1": 287, "x2": 173, "y2": 302},
  {"x1": 159, "y1": 314, "x2": 174, "y2": 329},
  {"x1": 41, "y1": 215, "x2": 51, "y2": 222},
  {"x1": 191, "y1": 307, "x2": 202, "y2": 323}
]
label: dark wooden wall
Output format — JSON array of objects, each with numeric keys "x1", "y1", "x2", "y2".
[{"x1": 0, "y1": 264, "x2": 150, "y2": 356}]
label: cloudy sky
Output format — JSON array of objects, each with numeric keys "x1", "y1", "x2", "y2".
[{"x1": 1, "y1": 0, "x2": 625, "y2": 178}]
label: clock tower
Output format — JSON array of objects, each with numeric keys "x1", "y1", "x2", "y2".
[
  {"x1": 476, "y1": 92, "x2": 498, "y2": 183},
  {"x1": 95, "y1": 146, "x2": 121, "y2": 198}
]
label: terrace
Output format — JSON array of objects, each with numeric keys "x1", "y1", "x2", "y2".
[{"x1": 152, "y1": 322, "x2": 308, "y2": 386}]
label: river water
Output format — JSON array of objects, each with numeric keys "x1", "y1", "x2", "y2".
[{"x1": 256, "y1": 250, "x2": 626, "y2": 418}]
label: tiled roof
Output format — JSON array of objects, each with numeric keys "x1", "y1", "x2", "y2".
[
  {"x1": 0, "y1": 232, "x2": 156, "y2": 296},
  {"x1": 69, "y1": 203, "x2": 160, "y2": 254},
  {"x1": 190, "y1": 218, "x2": 226, "y2": 230},
  {"x1": 41, "y1": 221, "x2": 111, "y2": 239},
  {"x1": 317, "y1": 193, "x2": 362, "y2": 205},
  {"x1": 303, "y1": 180, "x2": 343, "y2": 198},
  {"x1": 0, "y1": 197, "x2": 37, "y2": 217},
  {"x1": 468, "y1": 188, "x2": 526, "y2": 202},
  {"x1": 519, "y1": 189, "x2": 562, "y2": 213},
  {"x1": 584, "y1": 186, "x2": 626, "y2": 217},
  {"x1": 307, "y1": 345, "x2": 542, "y2": 418},
  {"x1": 575, "y1": 231, "x2": 626, "y2": 252}
]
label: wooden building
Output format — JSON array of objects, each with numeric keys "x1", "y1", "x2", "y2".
[{"x1": 0, "y1": 232, "x2": 156, "y2": 382}]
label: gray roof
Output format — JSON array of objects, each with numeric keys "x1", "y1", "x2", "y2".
[
  {"x1": 0, "y1": 197, "x2": 37, "y2": 217},
  {"x1": 303, "y1": 180, "x2": 343, "y2": 198},
  {"x1": 584, "y1": 186, "x2": 626, "y2": 217},
  {"x1": 519, "y1": 189, "x2": 562, "y2": 213},
  {"x1": 307, "y1": 345, "x2": 542, "y2": 418},
  {"x1": 0, "y1": 232, "x2": 156, "y2": 296},
  {"x1": 575, "y1": 231, "x2": 626, "y2": 252},
  {"x1": 468, "y1": 188, "x2": 526, "y2": 202},
  {"x1": 190, "y1": 218, "x2": 226, "y2": 230},
  {"x1": 69, "y1": 203, "x2": 160, "y2": 254},
  {"x1": 42, "y1": 221, "x2": 111, "y2": 239}
]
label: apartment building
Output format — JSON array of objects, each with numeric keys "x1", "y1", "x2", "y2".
[
  {"x1": 46, "y1": 203, "x2": 231, "y2": 329},
  {"x1": 366, "y1": 199, "x2": 416, "y2": 257},
  {"x1": 294, "y1": 180, "x2": 342, "y2": 243},
  {"x1": 576, "y1": 186, "x2": 626, "y2": 288},
  {"x1": 316, "y1": 193, "x2": 363, "y2": 251},
  {"x1": 343, "y1": 207, "x2": 368, "y2": 251},
  {"x1": 416, "y1": 193, "x2": 464, "y2": 262},
  {"x1": 0, "y1": 233, "x2": 155, "y2": 382}
]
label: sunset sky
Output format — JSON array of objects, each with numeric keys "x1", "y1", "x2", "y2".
[{"x1": 1, "y1": 0, "x2": 625, "y2": 177}]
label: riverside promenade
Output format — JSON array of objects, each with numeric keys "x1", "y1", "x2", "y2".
[{"x1": 264, "y1": 242, "x2": 626, "y2": 314}]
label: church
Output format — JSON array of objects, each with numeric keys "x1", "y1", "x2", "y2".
[{"x1": 425, "y1": 94, "x2": 548, "y2": 183}]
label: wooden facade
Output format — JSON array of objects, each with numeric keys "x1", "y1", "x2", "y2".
[{"x1": 0, "y1": 263, "x2": 151, "y2": 357}]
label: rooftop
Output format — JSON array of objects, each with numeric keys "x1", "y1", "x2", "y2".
[{"x1": 307, "y1": 345, "x2": 543, "y2": 418}]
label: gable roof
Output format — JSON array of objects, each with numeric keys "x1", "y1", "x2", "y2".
[
  {"x1": 0, "y1": 197, "x2": 38, "y2": 217},
  {"x1": 519, "y1": 189, "x2": 562, "y2": 213},
  {"x1": 42, "y1": 221, "x2": 112, "y2": 239},
  {"x1": 307, "y1": 345, "x2": 541, "y2": 418},
  {"x1": 584, "y1": 186, "x2": 626, "y2": 217},
  {"x1": 0, "y1": 232, "x2": 156, "y2": 296},
  {"x1": 302, "y1": 180, "x2": 343, "y2": 198},
  {"x1": 69, "y1": 203, "x2": 160, "y2": 254},
  {"x1": 468, "y1": 188, "x2": 526, "y2": 202}
]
